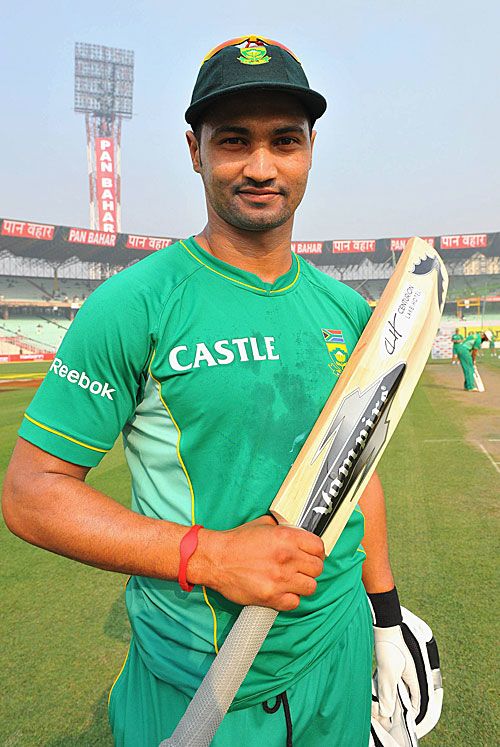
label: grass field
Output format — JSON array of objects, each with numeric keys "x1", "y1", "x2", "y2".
[{"x1": 1, "y1": 359, "x2": 499, "y2": 746}]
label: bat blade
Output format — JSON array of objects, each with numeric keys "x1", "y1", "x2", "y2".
[
  {"x1": 270, "y1": 236, "x2": 448, "y2": 553},
  {"x1": 160, "y1": 237, "x2": 448, "y2": 747},
  {"x1": 296, "y1": 362, "x2": 406, "y2": 536},
  {"x1": 473, "y1": 364, "x2": 485, "y2": 391}
]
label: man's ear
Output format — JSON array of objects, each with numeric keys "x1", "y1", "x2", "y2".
[
  {"x1": 309, "y1": 129, "x2": 317, "y2": 170},
  {"x1": 186, "y1": 130, "x2": 202, "y2": 173}
]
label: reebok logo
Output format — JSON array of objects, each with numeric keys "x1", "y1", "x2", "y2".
[{"x1": 49, "y1": 358, "x2": 116, "y2": 400}]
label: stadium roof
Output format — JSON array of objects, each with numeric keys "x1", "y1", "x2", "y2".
[{"x1": 1, "y1": 217, "x2": 499, "y2": 268}]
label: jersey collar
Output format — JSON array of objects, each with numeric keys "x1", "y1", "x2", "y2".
[{"x1": 180, "y1": 236, "x2": 301, "y2": 295}]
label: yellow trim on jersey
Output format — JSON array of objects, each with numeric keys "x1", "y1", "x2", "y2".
[
  {"x1": 22, "y1": 414, "x2": 108, "y2": 453},
  {"x1": 202, "y1": 587, "x2": 220, "y2": 654},
  {"x1": 148, "y1": 352, "x2": 196, "y2": 525},
  {"x1": 148, "y1": 351, "x2": 220, "y2": 653},
  {"x1": 180, "y1": 240, "x2": 301, "y2": 294},
  {"x1": 108, "y1": 645, "x2": 130, "y2": 705},
  {"x1": 354, "y1": 506, "x2": 366, "y2": 554},
  {"x1": 271, "y1": 257, "x2": 301, "y2": 293}
]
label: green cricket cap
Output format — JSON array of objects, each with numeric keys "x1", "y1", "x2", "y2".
[{"x1": 185, "y1": 35, "x2": 327, "y2": 127}]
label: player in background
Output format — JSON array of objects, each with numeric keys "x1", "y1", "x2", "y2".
[
  {"x1": 451, "y1": 328, "x2": 463, "y2": 364},
  {"x1": 456, "y1": 329, "x2": 492, "y2": 390},
  {"x1": 471, "y1": 330, "x2": 493, "y2": 365},
  {"x1": 488, "y1": 330, "x2": 497, "y2": 358},
  {"x1": 3, "y1": 37, "x2": 424, "y2": 746}
]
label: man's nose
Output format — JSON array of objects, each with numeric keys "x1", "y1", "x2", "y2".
[{"x1": 242, "y1": 146, "x2": 278, "y2": 183}]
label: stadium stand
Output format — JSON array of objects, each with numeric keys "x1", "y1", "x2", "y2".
[
  {"x1": 0, "y1": 276, "x2": 50, "y2": 301},
  {"x1": 0, "y1": 276, "x2": 100, "y2": 302},
  {"x1": 447, "y1": 274, "x2": 500, "y2": 301},
  {"x1": 340, "y1": 275, "x2": 500, "y2": 307},
  {"x1": 0, "y1": 318, "x2": 68, "y2": 350},
  {"x1": 0, "y1": 339, "x2": 26, "y2": 356},
  {"x1": 51, "y1": 278, "x2": 99, "y2": 301},
  {"x1": 0, "y1": 218, "x2": 499, "y2": 362},
  {"x1": 341, "y1": 279, "x2": 389, "y2": 304}
]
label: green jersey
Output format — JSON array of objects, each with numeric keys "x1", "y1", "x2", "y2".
[
  {"x1": 460, "y1": 333, "x2": 481, "y2": 352},
  {"x1": 19, "y1": 237, "x2": 372, "y2": 708}
]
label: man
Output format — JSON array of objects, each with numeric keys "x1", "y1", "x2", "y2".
[
  {"x1": 456, "y1": 329, "x2": 492, "y2": 390},
  {"x1": 451, "y1": 328, "x2": 463, "y2": 364},
  {"x1": 3, "y1": 37, "x2": 407, "y2": 746},
  {"x1": 488, "y1": 330, "x2": 497, "y2": 358}
]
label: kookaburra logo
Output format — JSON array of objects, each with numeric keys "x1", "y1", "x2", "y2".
[{"x1": 299, "y1": 364, "x2": 406, "y2": 535}]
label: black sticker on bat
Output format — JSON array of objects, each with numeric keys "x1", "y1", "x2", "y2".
[
  {"x1": 298, "y1": 363, "x2": 406, "y2": 536},
  {"x1": 412, "y1": 255, "x2": 445, "y2": 310}
]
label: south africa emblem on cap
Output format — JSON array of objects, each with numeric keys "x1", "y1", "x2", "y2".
[{"x1": 238, "y1": 41, "x2": 271, "y2": 65}]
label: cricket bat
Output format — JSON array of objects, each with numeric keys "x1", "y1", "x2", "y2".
[
  {"x1": 473, "y1": 364, "x2": 485, "y2": 392},
  {"x1": 160, "y1": 237, "x2": 448, "y2": 747}
]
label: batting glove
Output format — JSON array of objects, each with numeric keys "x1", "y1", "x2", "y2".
[{"x1": 368, "y1": 588, "x2": 420, "y2": 729}]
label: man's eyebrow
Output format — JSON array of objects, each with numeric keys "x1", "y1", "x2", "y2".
[
  {"x1": 273, "y1": 125, "x2": 307, "y2": 135},
  {"x1": 210, "y1": 124, "x2": 307, "y2": 138},
  {"x1": 211, "y1": 125, "x2": 250, "y2": 137}
]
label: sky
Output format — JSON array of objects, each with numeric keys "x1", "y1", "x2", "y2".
[{"x1": 1, "y1": 0, "x2": 499, "y2": 240}]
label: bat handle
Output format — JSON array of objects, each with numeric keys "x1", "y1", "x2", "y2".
[{"x1": 159, "y1": 605, "x2": 278, "y2": 746}]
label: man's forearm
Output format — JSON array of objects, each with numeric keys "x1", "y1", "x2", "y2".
[
  {"x1": 3, "y1": 454, "x2": 209, "y2": 582},
  {"x1": 2, "y1": 439, "x2": 325, "y2": 611},
  {"x1": 358, "y1": 471, "x2": 395, "y2": 593}
]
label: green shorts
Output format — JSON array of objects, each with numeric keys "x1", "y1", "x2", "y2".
[{"x1": 108, "y1": 593, "x2": 373, "y2": 747}]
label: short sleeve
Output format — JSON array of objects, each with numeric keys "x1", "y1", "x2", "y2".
[
  {"x1": 19, "y1": 275, "x2": 158, "y2": 467},
  {"x1": 355, "y1": 297, "x2": 373, "y2": 335}
]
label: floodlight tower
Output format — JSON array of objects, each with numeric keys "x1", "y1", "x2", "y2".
[{"x1": 74, "y1": 43, "x2": 134, "y2": 232}]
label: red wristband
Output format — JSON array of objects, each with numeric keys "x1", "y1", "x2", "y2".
[{"x1": 178, "y1": 524, "x2": 203, "y2": 592}]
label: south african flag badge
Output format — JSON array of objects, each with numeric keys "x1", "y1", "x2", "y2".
[{"x1": 322, "y1": 329, "x2": 349, "y2": 377}]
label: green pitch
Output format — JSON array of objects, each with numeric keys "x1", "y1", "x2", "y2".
[{"x1": 0, "y1": 362, "x2": 498, "y2": 745}]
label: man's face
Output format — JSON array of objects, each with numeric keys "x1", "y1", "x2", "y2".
[{"x1": 186, "y1": 91, "x2": 315, "y2": 232}]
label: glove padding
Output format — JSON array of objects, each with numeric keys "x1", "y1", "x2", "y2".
[
  {"x1": 370, "y1": 674, "x2": 417, "y2": 747},
  {"x1": 373, "y1": 621, "x2": 420, "y2": 726},
  {"x1": 370, "y1": 594, "x2": 443, "y2": 741},
  {"x1": 397, "y1": 607, "x2": 443, "y2": 738}
]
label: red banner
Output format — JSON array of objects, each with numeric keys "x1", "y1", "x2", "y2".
[
  {"x1": 95, "y1": 138, "x2": 117, "y2": 233},
  {"x1": 66, "y1": 228, "x2": 117, "y2": 247},
  {"x1": 1, "y1": 219, "x2": 55, "y2": 241},
  {"x1": 125, "y1": 234, "x2": 173, "y2": 251},
  {"x1": 332, "y1": 240, "x2": 376, "y2": 254},
  {"x1": 291, "y1": 241, "x2": 323, "y2": 255},
  {"x1": 390, "y1": 237, "x2": 435, "y2": 252},
  {"x1": 0, "y1": 353, "x2": 55, "y2": 364},
  {"x1": 440, "y1": 234, "x2": 488, "y2": 250}
]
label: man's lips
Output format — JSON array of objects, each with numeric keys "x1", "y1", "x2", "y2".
[{"x1": 237, "y1": 189, "x2": 283, "y2": 203}]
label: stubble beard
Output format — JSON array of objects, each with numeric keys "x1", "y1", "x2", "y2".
[
  {"x1": 213, "y1": 200, "x2": 293, "y2": 232},
  {"x1": 206, "y1": 179, "x2": 303, "y2": 232}
]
